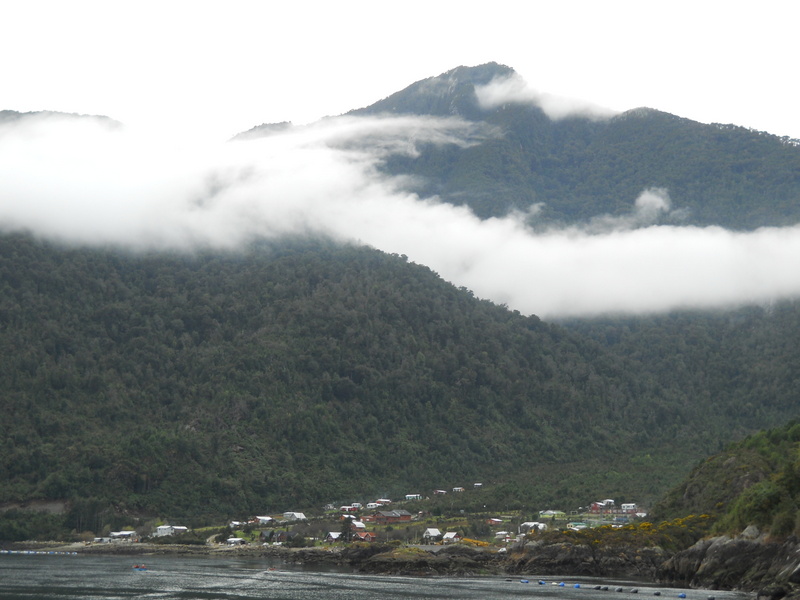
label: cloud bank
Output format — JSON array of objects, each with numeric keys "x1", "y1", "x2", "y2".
[
  {"x1": 1, "y1": 112, "x2": 799, "y2": 319},
  {"x1": 474, "y1": 73, "x2": 618, "y2": 121}
]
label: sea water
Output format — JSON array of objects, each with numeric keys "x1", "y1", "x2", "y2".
[{"x1": 0, "y1": 553, "x2": 754, "y2": 600}]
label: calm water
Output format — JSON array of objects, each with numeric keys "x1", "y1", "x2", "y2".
[{"x1": 0, "y1": 553, "x2": 754, "y2": 600}]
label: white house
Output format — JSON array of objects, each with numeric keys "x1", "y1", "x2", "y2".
[
  {"x1": 442, "y1": 531, "x2": 461, "y2": 543},
  {"x1": 283, "y1": 512, "x2": 307, "y2": 521},
  {"x1": 376, "y1": 498, "x2": 392, "y2": 505},
  {"x1": 256, "y1": 516, "x2": 274, "y2": 525},
  {"x1": 405, "y1": 494, "x2": 422, "y2": 501},
  {"x1": 422, "y1": 528, "x2": 442, "y2": 542},
  {"x1": 154, "y1": 525, "x2": 188, "y2": 537}
]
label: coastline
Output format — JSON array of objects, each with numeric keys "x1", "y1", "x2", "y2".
[{"x1": 5, "y1": 537, "x2": 799, "y2": 600}]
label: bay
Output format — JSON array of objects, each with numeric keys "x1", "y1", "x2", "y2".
[{"x1": 0, "y1": 554, "x2": 753, "y2": 600}]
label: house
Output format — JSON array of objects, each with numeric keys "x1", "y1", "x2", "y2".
[
  {"x1": 351, "y1": 520, "x2": 366, "y2": 531},
  {"x1": 487, "y1": 518, "x2": 503, "y2": 526},
  {"x1": 226, "y1": 537, "x2": 246, "y2": 545},
  {"x1": 405, "y1": 493, "x2": 422, "y2": 501},
  {"x1": 376, "y1": 498, "x2": 392, "y2": 505},
  {"x1": 340, "y1": 505, "x2": 358, "y2": 513},
  {"x1": 282, "y1": 512, "x2": 307, "y2": 521},
  {"x1": 154, "y1": 525, "x2": 188, "y2": 537},
  {"x1": 433, "y1": 489, "x2": 447, "y2": 495},
  {"x1": 256, "y1": 516, "x2": 274, "y2": 525},
  {"x1": 110, "y1": 531, "x2": 137, "y2": 542},
  {"x1": 366, "y1": 502, "x2": 380, "y2": 509},
  {"x1": 423, "y1": 528, "x2": 442, "y2": 542},
  {"x1": 325, "y1": 532, "x2": 342, "y2": 543},
  {"x1": 355, "y1": 531, "x2": 377, "y2": 542},
  {"x1": 374, "y1": 509, "x2": 412, "y2": 524},
  {"x1": 473, "y1": 483, "x2": 483, "y2": 489},
  {"x1": 442, "y1": 531, "x2": 461, "y2": 544},
  {"x1": 520, "y1": 521, "x2": 547, "y2": 533},
  {"x1": 621, "y1": 503, "x2": 637, "y2": 513},
  {"x1": 452, "y1": 487, "x2": 465, "y2": 493}
]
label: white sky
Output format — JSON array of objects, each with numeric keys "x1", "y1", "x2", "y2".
[
  {"x1": 3, "y1": 0, "x2": 799, "y2": 141},
  {"x1": 2, "y1": 0, "x2": 800, "y2": 319}
]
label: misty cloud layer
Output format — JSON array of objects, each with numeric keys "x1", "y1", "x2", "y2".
[
  {"x1": 474, "y1": 73, "x2": 618, "y2": 121},
  {"x1": 1, "y1": 113, "x2": 799, "y2": 319}
]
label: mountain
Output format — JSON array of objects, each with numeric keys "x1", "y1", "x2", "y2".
[
  {"x1": 349, "y1": 63, "x2": 800, "y2": 229},
  {"x1": 2, "y1": 63, "x2": 800, "y2": 537}
]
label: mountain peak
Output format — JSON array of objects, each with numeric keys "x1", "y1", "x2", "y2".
[{"x1": 350, "y1": 62, "x2": 516, "y2": 119}]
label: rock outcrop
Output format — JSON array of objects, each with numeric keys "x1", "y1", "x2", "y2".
[{"x1": 658, "y1": 528, "x2": 800, "y2": 600}]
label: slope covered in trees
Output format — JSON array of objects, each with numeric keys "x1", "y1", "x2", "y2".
[{"x1": 1, "y1": 232, "x2": 800, "y2": 532}]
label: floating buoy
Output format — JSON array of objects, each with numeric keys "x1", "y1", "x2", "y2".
[
  {"x1": 653, "y1": 593, "x2": 661, "y2": 597},
  {"x1": 632, "y1": 590, "x2": 639, "y2": 594},
  {"x1": 540, "y1": 580, "x2": 547, "y2": 585},
  {"x1": 616, "y1": 588, "x2": 624, "y2": 593},
  {"x1": 594, "y1": 585, "x2": 602, "y2": 590},
  {"x1": 678, "y1": 594, "x2": 686, "y2": 599},
  {"x1": 521, "y1": 579, "x2": 529, "y2": 584},
  {"x1": 575, "y1": 584, "x2": 581, "y2": 588},
  {"x1": 559, "y1": 582, "x2": 566, "y2": 587}
]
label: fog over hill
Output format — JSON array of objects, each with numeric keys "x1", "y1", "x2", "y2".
[{"x1": 2, "y1": 64, "x2": 800, "y2": 318}]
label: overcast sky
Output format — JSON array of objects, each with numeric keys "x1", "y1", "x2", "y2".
[
  {"x1": 2, "y1": 1, "x2": 799, "y2": 319},
  {"x1": 4, "y1": 1, "x2": 799, "y2": 141}
]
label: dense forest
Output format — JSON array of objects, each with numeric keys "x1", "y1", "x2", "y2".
[{"x1": 1, "y1": 232, "x2": 800, "y2": 534}]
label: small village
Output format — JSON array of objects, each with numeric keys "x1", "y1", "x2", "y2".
[{"x1": 97, "y1": 484, "x2": 647, "y2": 549}]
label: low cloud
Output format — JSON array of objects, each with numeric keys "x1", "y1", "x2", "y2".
[
  {"x1": 1, "y1": 112, "x2": 799, "y2": 319},
  {"x1": 474, "y1": 73, "x2": 618, "y2": 120}
]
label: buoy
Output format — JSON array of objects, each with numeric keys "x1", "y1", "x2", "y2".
[
  {"x1": 616, "y1": 588, "x2": 624, "y2": 593},
  {"x1": 594, "y1": 585, "x2": 602, "y2": 590},
  {"x1": 521, "y1": 579, "x2": 530, "y2": 584},
  {"x1": 678, "y1": 594, "x2": 686, "y2": 599},
  {"x1": 653, "y1": 592, "x2": 661, "y2": 597},
  {"x1": 575, "y1": 584, "x2": 581, "y2": 588},
  {"x1": 540, "y1": 580, "x2": 547, "y2": 585},
  {"x1": 632, "y1": 590, "x2": 639, "y2": 594},
  {"x1": 559, "y1": 582, "x2": 566, "y2": 587}
]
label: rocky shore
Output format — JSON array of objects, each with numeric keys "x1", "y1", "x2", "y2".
[{"x1": 8, "y1": 531, "x2": 800, "y2": 600}]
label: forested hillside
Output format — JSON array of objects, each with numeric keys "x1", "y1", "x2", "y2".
[{"x1": 1, "y1": 232, "x2": 800, "y2": 531}]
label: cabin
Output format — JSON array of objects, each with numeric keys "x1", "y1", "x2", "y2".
[
  {"x1": 405, "y1": 493, "x2": 422, "y2": 501},
  {"x1": 256, "y1": 516, "x2": 274, "y2": 525},
  {"x1": 423, "y1": 528, "x2": 442, "y2": 542},
  {"x1": 355, "y1": 531, "x2": 377, "y2": 542}
]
